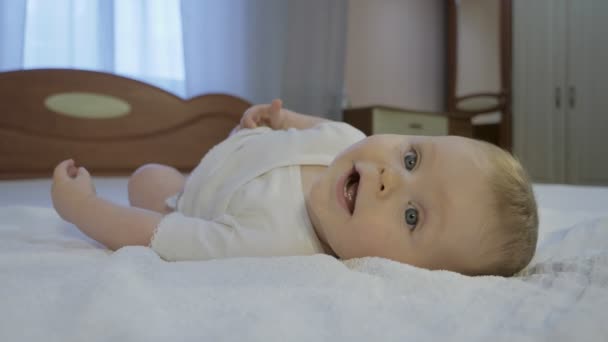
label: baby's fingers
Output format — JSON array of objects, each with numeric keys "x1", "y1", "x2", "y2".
[
  {"x1": 268, "y1": 99, "x2": 284, "y2": 128},
  {"x1": 76, "y1": 166, "x2": 91, "y2": 180},
  {"x1": 240, "y1": 107, "x2": 260, "y2": 128},
  {"x1": 241, "y1": 114, "x2": 257, "y2": 129},
  {"x1": 53, "y1": 159, "x2": 74, "y2": 181},
  {"x1": 269, "y1": 99, "x2": 282, "y2": 115},
  {"x1": 74, "y1": 166, "x2": 96, "y2": 195}
]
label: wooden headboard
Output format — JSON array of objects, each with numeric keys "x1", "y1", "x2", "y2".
[{"x1": 0, "y1": 69, "x2": 250, "y2": 179}]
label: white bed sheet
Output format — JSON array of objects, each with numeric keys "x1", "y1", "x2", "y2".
[
  {"x1": 0, "y1": 177, "x2": 130, "y2": 208},
  {"x1": 1, "y1": 179, "x2": 607, "y2": 341},
  {"x1": 3, "y1": 178, "x2": 605, "y2": 236}
]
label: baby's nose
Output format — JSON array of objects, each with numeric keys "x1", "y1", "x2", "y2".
[{"x1": 378, "y1": 165, "x2": 398, "y2": 196}]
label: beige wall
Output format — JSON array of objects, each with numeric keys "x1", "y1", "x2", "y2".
[{"x1": 344, "y1": 0, "x2": 445, "y2": 111}]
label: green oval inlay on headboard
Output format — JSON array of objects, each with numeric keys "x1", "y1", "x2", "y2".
[{"x1": 45, "y1": 92, "x2": 131, "y2": 119}]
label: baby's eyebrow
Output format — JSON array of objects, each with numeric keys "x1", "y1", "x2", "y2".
[
  {"x1": 421, "y1": 141, "x2": 448, "y2": 234},
  {"x1": 416, "y1": 140, "x2": 430, "y2": 171}
]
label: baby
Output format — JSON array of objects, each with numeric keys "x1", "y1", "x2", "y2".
[{"x1": 51, "y1": 100, "x2": 538, "y2": 276}]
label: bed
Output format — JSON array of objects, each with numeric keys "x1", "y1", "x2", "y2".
[{"x1": 1, "y1": 69, "x2": 607, "y2": 341}]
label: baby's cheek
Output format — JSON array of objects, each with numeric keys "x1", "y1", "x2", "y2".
[
  {"x1": 355, "y1": 220, "x2": 394, "y2": 246},
  {"x1": 359, "y1": 212, "x2": 396, "y2": 234}
]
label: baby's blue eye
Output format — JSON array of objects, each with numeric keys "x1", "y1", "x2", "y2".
[
  {"x1": 404, "y1": 150, "x2": 417, "y2": 171},
  {"x1": 405, "y1": 207, "x2": 418, "y2": 230}
]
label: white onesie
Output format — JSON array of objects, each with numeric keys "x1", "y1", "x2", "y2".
[{"x1": 150, "y1": 122, "x2": 365, "y2": 261}]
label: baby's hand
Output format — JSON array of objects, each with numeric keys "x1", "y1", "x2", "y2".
[
  {"x1": 51, "y1": 159, "x2": 96, "y2": 223},
  {"x1": 239, "y1": 99, "x2": 286, "y2": 130}
]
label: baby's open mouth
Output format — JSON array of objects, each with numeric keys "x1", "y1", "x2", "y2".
[{"x1": 344, "y1": 168, "x2": 360, "y2": 214}]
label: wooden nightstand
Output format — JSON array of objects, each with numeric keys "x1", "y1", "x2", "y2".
[{"x1": 343, "y1": 106, "x2": 448, "y2": 136}]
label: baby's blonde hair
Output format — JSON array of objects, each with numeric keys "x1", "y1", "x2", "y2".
[{"x1": 476, "y1": 141, "x2": 538, "y2": 277}]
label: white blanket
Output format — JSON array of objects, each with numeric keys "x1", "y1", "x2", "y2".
[{"x1": 1, "y1": 203, "x2": 607, "y2": 341}]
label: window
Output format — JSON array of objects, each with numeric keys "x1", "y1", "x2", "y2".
[{"x1": 24, "y1": 0, "x2": 185, "y2": 96}]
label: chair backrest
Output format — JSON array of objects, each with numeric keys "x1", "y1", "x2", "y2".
[{"x1": 447, "y1": 0, "x2": 512, "y2": 151}]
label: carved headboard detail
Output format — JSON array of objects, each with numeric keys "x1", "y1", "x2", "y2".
[{"x1": 0, "y1": 69, "x2": 250, "y2": 179}]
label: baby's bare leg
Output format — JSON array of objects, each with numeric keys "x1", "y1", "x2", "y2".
[{"x1": 128, "y1": 164, "x2": 185, "y2": 214}]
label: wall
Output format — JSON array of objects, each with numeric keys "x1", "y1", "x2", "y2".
[{"x1": 344, "y1": 0, "x2": 445, "y2": 111}]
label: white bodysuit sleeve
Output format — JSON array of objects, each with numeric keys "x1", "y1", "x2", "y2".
[{"x1": 150, "y1": 212, "x2": 286, "y2": 261}]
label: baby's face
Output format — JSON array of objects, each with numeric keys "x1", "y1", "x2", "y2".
[{"x1": 306, "y1": 134, "x2": 497, "y2": 274}]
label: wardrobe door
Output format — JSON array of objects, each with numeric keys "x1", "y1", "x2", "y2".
[
  {"x1": 513, "y1": 0, "x2": 567, "y2": 183},
  {"x1": 566, "y1": 0, "x2": 608, "y2": 185}
]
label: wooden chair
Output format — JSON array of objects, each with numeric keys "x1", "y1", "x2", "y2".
[{"x1": 447, "y1": 0, "x2": 512, "y2": 151}]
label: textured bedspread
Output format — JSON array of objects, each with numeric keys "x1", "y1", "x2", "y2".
[{"x1": 0, "y1": 204, "x2": 607, "y2": 341}]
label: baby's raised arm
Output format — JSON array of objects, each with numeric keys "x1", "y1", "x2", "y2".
[
  {"x1": 51, "y1": 159, "x2": 161, "y2": 250},
  {"x1": 239, "y1": 99, "x2": 329, "y2": 131}
]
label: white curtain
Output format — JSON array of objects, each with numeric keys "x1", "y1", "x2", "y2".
[
  {"x1": 0, "y1": 0, "x2": 26, "y2": 69},
  {"x1": 181, "y1": 0, "x2": 347, "y2": 119},
  {"x1": 0, "y1": 0, "x2": 347, "y2": 118},
  {"x1": 20, "y1": 0, "x2": 186, "y2": 96}
]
